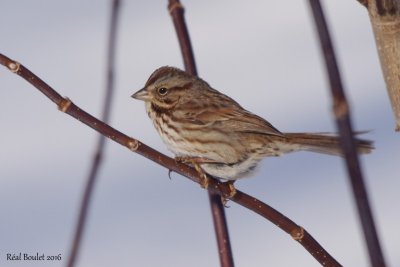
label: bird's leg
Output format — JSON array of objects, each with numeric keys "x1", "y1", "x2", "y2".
[
  {"x1": 193, "y1": 162, "x2": 209, "y2": 189},
  {"x1": 175, "y1": 156, "x2": 217, "y2": 189},
  {"x1": 175, "y1": 157, "x2": 237, "y2": 203}
]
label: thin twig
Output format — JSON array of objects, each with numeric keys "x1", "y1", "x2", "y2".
[
  {"x1": 167, "y1": 1, "x2": 234, "y2": 266},
  {"x1": 0, "y1": 53, "x2": 342, "y2": 266},
  {"x1": 308, "y1": 1, "x2": 387, "y2": 267},
  {"x1": 168, "y1": 0, "x2": 197, "y2": 74},
  {"x1": 208, "y1": 193, "x2": 235, "y2": 267},
  {"x1": 66, "y1": 1, "x2": 121, "y2": 267}
]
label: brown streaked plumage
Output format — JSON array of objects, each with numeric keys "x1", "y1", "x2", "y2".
[{"x1": 132, "y1": 66, "x2": 373, "y2": 180}]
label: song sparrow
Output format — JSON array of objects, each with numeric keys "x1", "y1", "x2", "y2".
[{"x1": 132, "y1": 66, "x2": 373, "y2": 184}]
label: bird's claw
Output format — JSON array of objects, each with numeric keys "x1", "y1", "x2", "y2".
[
  {"x1": 168, "y1": 169, "x2": 173, "y2": 180},
  {"x1": 175, "y1": 156, "x2": 211, "y2": 190},
  {"x1": 220, "y1": 181, "x2": 237, "y2": 206}
]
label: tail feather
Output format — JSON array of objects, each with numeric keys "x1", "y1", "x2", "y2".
[{"x1": 284, "y1": 132, "x2": 374, "y2": 156}]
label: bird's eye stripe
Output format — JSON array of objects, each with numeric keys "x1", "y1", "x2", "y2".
[{"x1": 169, "y1": 82, "x2": 193, "y2": 91}]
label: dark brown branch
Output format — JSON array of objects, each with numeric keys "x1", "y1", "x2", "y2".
[
  {"x1": 66, "y1": 1, "x2": 121, "y2": 267},
  {"x1": 0, "y1": 53, "x2": 342, "y2": 267},
  {"x1": 308, "y1": 1, "x2": 387, "y2": 267},
  {"x1": 167, "y1": 1, "x2": 234, "y2": 267},
  {"x1": 168, "y1": 0, "x2": 197, "y2": 75},
  {"x1": 208, "y1": 191, "x2": 234, "y2": 267}
]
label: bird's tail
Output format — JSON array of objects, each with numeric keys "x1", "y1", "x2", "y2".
[{"x1": 284, "y1": 132, "x2": 373, "y2": 156}]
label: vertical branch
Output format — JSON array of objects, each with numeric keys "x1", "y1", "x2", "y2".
[
  {"x1": 208, "y1": 193, "x2": 235, "y2": 267},
  {"x1": 168, "y1": 0, "x2": 197, "y2": 75},
  {"x1": 66, "y1": 1, "x2": 121, "y2": 267},
  {"x1": 167, "y1": 1, "x2": 235, "y2": 266},
  {"x1": 308, "y1": 1, "x2": 387, "y2": 267}
]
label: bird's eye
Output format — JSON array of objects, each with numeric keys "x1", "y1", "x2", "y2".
[{"x1": 158, "y1": 87, "x2": 168, "y2": 95}]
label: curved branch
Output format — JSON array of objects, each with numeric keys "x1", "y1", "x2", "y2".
[
  {"x1": 0, "y1": 53, "x2": 341, "y2": 267},
  {"x1": 66, "y1": 1, "x2": 121, "y2": 267},
  {"x1": 308, "y1": 1, "x2": 387, "y2": 266}
]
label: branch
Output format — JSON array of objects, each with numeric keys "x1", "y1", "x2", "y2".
[
  {"x1": 168, "y1": 0, "x2": 197, "y2": 75},
  {"x1": 357, "y1": 0, "x2": 400, "y2": 131},
  {"x1": 0, "y1": 53, "x2": 341, "y2": 266},
  {"x1": 66, "y1": 1, "x2": 121, "y2": 267},
  {"x1": 308, "y1": 1, "x2": 387, "y2": 267},
  {"x1": 167, "y1": 1, "x2": 234, "y2": 266}
]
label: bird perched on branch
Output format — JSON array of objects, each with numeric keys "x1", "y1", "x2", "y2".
[{"x1": 132, "y1": 66, "x2": 373, "y2": 196}]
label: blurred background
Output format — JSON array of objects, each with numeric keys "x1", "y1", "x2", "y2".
[{"x1": 0, "y1": 1, "x2": 399, "y2": 266}]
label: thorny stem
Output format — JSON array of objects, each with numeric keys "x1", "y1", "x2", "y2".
[
  {"x1": 167, "y1": 1, "x2": 234, "y2": 266},
  {"x1": 0, "y1": 52, "x2": 342, "y2": 266},
  {"x1": 66, "y1": 1, "x2": 121, "y2": 267},
  {"x1": 308, "y1": 1, "x2": 387, "y2": 267}
]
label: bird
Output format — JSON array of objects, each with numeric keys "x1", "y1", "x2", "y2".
[{"x1": 131, "y1": 66, "x2": 373, "y2": 195}]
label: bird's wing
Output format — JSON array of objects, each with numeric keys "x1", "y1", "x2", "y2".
[{"x1": 190, "y1": 105, "x2": 284, "y2": 137}]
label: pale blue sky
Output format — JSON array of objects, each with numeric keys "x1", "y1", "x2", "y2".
[{"x1": 0, "y1": 1, "x2": 399, "y2": 266}]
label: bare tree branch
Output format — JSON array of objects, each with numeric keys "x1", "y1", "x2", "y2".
[
  {"x1": 0, "y1": 53, "x2": 341, "y2": 266},
  {"x1": 168, "y1": 0, "x2": 197, "y2": 75},
  {"x1": 167, "y1": 1, "x2": 234, "y2": 266},
  {"x1": 308, "y1": 1, "x2": 387, "y2": 267},
  {"x1": 66, "y1": 1, "x2": 121, "y2": 267}
]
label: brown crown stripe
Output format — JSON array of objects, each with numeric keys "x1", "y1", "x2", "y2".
[
  {"x1": 145, "y1": 66, "x2": 191, "y2": 87},
  {"x1": 145, "y1": 67, "x2": 174, "y2": 86}
]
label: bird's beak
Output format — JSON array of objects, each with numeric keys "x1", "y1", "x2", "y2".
[{"x1": 131, "y1": 87, "x2": 150, "y2": 101}]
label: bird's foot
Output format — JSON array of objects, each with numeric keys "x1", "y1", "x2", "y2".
[
  {"x1": 220, "y1": 180, "x2": 237, "y2": 206},
  {"x1": 175, "y1": 156, "x2": 214, "y2": 189},
  {"x1": 193, "y1": 162, "x2": 209, "y2": 189}
]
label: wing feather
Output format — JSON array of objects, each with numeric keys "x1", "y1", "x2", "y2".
[{"x1": 186, "y1": 104, "x2": 283, "y2": 137}]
